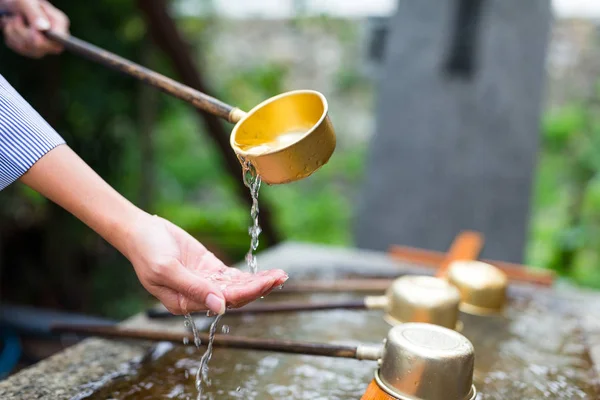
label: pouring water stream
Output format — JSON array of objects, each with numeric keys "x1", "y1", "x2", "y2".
[{"x1": 186, "y1": 159, "x2": 263, "y2": 399}]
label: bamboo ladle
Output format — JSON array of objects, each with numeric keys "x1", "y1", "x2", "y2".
[{"x1": 0, "y1": 21, "x2": 336, "y2": 184}]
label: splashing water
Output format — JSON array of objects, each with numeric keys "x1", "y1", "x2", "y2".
[
  {"x1": 183, "y1": 309, "x2": 207, "y2": 400},
  {"x1": 242, "y1": 159, "x2": 262, "y2": 274},
  {"x1": 184, "y1": 313, "x2": 202, "y2": 349},
  {"x1": 196, "y1": 314, "x2": 223, "y2": 400}
]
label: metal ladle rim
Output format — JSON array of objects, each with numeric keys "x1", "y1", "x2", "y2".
[
  {"x1": 382, "y1": 313, "x2": 464, "y2": 332},
  {"x1": 230, "y1": 89, "x2": 329, "y2": 157},
  {"x1": 459, "y1": 302, "x2": 505, "y2": 316},
  {"x1": 374, "y1": 369, "x2": 477, "y2": 400}
]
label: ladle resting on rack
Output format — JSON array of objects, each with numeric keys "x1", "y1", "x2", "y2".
[
  {"x1": 1, "y1": 24, "x2": 336, "y2": 184},
  {"x1": 147, "y1": 232, "x2": 507, "y2": 326},
  {"x1": 147, "y1": 275, "x2": 463, "y2": 329},
  {"x1": 52, "y1": 322, "x2": 477, "y2": 400}
]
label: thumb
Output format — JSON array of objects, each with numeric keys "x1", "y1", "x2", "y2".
[{"x1": 19, "y1": 0, "x2": 50, "y2": 30}]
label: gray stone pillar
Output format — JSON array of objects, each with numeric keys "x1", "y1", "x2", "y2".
[{"x1": 354, "y1": 0, "x2": 552, "y2": 263}]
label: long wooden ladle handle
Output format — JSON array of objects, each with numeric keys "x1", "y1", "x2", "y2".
[
  {"x1": 436, "y1": 230, "x2": 484, "y2": 278},
  {"x1": 146, "y1": 299, "x2": 368, "y2": 319},
  {"x1": 42, "y1": 30, "x2": 245, "y2": 123},
  {"x1": 51, "y1": 324, "x2": 381, "y2": 360}
]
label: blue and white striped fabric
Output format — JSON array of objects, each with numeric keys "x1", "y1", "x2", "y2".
[{"x1": 0, "y1": 74, "x2": 65, "y2": 190}]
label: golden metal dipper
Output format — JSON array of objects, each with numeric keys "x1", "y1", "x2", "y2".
[
  {"x1": 38, "y1": 30, "x2": 335, "y2": 184},
  {"x1": 365, "y1": 323, "x2": 477, "y2": 400},
  {"x1": 447, "y1": 260, "x2": 508, "y2": 315},
  {"x1": 412, "y1": 230, "x2": 509, "y2": 316}
]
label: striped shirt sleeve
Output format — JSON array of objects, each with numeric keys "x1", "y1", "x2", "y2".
[{"x1": 0, "y1": 74, "x2": 65, "y2": 191}]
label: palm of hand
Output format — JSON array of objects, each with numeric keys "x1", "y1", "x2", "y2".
[{"x1": 127, "y1": 215, "x2": 288, "y2": 315}]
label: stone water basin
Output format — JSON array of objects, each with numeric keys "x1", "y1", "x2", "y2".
[
  {"x1": 1, "y1": 243, "x2": 598, "y2": 400},
  {"x1": 78, "y1": 244, "x2": 599, "y2": 400}
]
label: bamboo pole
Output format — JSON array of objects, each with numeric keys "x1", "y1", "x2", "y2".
[
  {"x1": 50, "y1": 324, "x2": 376, "y2": 360},
  {"x1": 436, "y1": 230, "x2": 484, "y2": 278},
  {"x1": 146, "y1": 299, "x2": 368, "y2": 319},
  {"x1": 275, "y1": 279, "x2": 393, "y2": 293}
]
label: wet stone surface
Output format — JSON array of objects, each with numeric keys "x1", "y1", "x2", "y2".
[{"x1": 0, "y1": 243, "x2": 599, "y2": 399}]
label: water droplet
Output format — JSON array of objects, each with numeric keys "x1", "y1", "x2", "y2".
[
  {"x1": 221, "y1": 325, "x2": 230, "y2": 334},
  {"x1": 183, "y1": 337, "x2": 189, "y2": 345}
]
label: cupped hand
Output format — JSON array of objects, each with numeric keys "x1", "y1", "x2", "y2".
[
  {"x1": 1, "y1": 0, "x2": 69, "y2": 58},
  {"x1": 123, "y1": 213, "x2": 288, "y2": 316}
]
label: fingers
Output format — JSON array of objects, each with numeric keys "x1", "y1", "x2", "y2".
[
  {"x1": 200, "y1": 268, "x2": 288, "y2": 308},
  {"x1": 3, "y1": 16, "x2": 44, "y2": 58},
  {"x1": 152, "y1": 286, "x2": 186, "y2": 315},
  {"x1": 2, "y1": 0, "x2": 69, "y2": 57},
  {"x1": 39, "y1": 1, "x2": 69, "y2": 52},
  {"x1": 178, "y1": 294, "x2": 208, "y2": 314},
  {"x1": 40, "y1": 1, "x2": 69, "y2": 33},
  {"x1": 258, "y1": 269, "x2": 289, "y2": 284},
  {"x1": 17, "y1": 0, "x2": 50, "y2": 31},
  {"x1": 149, "y1": 269, "x2": 288, "y2": 315},
  {"x1": 221, "y1": 274, "x2": 276, "y2": 308},
  {"x1": 161, "y1": 261, "x2": 226, "y2": 315}
]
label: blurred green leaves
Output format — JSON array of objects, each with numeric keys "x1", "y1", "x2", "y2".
[{"x1": 529, "y1": 87, "x2": 600, "y2": 288}]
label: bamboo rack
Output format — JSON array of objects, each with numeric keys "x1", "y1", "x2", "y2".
[{"x1": 50, "y1": 324, "x2": 376, "y2": 360}]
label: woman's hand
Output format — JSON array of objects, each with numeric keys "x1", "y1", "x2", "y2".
[
  {"x1": 123, "y1": 213, "x2": 288, "y2": 315},
  {"x1": 20, "y1": 145, "x2": 288, "y2": 316},
  {"x1": 1, "y1": 0, "x2": 69, "y2": 58}
]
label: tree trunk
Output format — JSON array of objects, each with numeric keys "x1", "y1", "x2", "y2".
[{"x1": 136, "y1": 0, "x2": 280, "y2": 246}]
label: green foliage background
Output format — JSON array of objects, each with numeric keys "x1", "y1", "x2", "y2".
[{"x1": 0, "y1": 1, "x2": 598, "y2": 320}]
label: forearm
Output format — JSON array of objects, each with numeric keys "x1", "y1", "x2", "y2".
[
  {"x1": 19, "y1": 145, "x2": 144, "y2": 257},
  {"x1": 0, "y1": 72, "x2": 140, "y2": 254}
]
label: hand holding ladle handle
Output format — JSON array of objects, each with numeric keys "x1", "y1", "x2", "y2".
[{"x1": 0, "y1": 9, "x2": 246, "y2": 124}]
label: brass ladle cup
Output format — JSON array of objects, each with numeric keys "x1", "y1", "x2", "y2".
[{"x1": 38, "y1": 29, "x2": 336, "y2": 184}]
